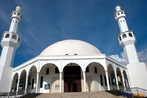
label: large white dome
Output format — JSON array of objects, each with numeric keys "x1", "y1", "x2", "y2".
[{"x1": 40, "y1": 39, "x2": 102, "y2": 56}]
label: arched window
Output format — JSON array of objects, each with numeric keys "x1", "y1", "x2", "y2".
[
  {"x1": 55, "y1": 67, "x2": 59, "y2": 74},
  {"x1": 128, "y1": 33, "x2": 133, "y2": 37},
  {"x1": 46, "y1": 68, "x2": 49, "y2": 75},
  {"x1": 86, "y1": 66, "x2": 89, "y2": 73},
  {"x1": 119, "y1": 36, "x2": 121, "y2": 41},
  {"x1": 12, "y1": 34, "x2": 17, "y2": 40},
  {"x1": 123, "y1": 34, "x2": 127, "y2": 38},
  {"x1": 5, "y1": 33, "x2": 10, "y2": 38},
  {"x1": 100, "y1": 75, "x2": 103, "y2": 86},
  {"x1": 18, "y1": 37, "x2": 20, "y2": 41},
  {"x1": 104, "y1": 76, "x2": 107, "y2": 86},
  {"x1": 94, "y1": 67, "x2": 97, "y2": 73},
  {"x1": 40, "y1": 76, "x2": 43, "y2": 88}
]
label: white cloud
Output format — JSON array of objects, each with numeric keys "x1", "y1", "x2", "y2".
[
  {"x1": 109, "y1": 48, "x2": 147, "y2": 65},
  {"x1": 109, "y1": 52, "x2": 127, "y2": 65},
  {"x1": 137, "y1": 48, "x2": 147, "y2": 64}
]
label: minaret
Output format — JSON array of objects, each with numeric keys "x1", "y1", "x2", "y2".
[
  {"x1": 115, "y1": 6, "x2": 139, "y2": 64},
  {"x1": 0, "y1": 6, "x2": 22, "y2": 92},
  {"x1": 115, "y1": 6, "x2": 147, "y2": 90}
]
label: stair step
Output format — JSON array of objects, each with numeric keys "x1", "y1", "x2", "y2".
[{"x1": 21, "y1": 90, "x2": 125, "y2": 98}]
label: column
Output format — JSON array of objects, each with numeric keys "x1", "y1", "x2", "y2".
[
  {"x1": 16, "y1": 78, "x2": 20, "y2": 94},
  {"x1": 115, "y1": 72, "x2": 119, "y2": 90},
  {"x1": 105, "y1": 70, "x2": 110, "y2": 90},
  {"x1": 83, "y1": 71, "x2": 86, "y2": 92},
  {"x1": 121, "y1": 73, "x2": 126, "y2": 91},
  {"x1": 35, "y1": 72, "x2": 39, "y2": 93},
  {"x1": 24, "y1": 75, "x2": 28, "y2": 94},
  {"x1": 59, "y1": 72, "x2": 62, "y2": 93}
]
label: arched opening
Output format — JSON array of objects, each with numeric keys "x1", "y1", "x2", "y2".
[
  {"x1": 128, "y1": 33, "x2": 133, "y2": 37},
  {"x1": 86, "y1": 62, "x2": 105, "y2": 91},
  {"x1": 116, "y1": 68, "x2": 123, "y2": 90},
  {"x1": 11, "y1": 73, "x2": 18, "y2": 92},
  {"x1": 122, "y1": 34, "x2": 127, "y2": 38},
  {"x1": 107, "y1": 64, "x2": 116, "y2": 90},
  {"x1": 123, "y1": 70, "x2": 130, "y2": 91},
  {"x1": 63, "y1": 63, "x2": 82, "y2": 92},
  {"x1": 39, "y1": 63, "x2": 56, "y2": 93},
  {"x1": 28, "y1": 66, "x2": 37, "y2": 93},
  {"x1": 5, "y1": 33, "x2": 10, "y2": 38},
  {"x1": 12, "y1": 34, "x2": 17, "y2": 40},
  {"x1": 19, "y1": 70, "x2": 26, "y2": 93}
]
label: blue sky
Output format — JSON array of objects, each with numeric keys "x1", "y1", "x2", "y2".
[{"x1": 0, "y1": 0, "x2": 146, "y2": 67}]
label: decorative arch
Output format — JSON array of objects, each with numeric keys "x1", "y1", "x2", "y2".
[
  {"x1": 63, "y1": 63, "x2": 82, "y2": 92},
  {"x1": 62, "y1": 62, "x2": 83, "y2": 72},
  {"x1": 116, "y1": 67, "x2": 123, "y2": 89},
  {"x1": 28, "y1": 66, "x2": 37, "y2": 93},
  {"x1": 123, "y1": 70, "x2": 130, "y2": 91},
  {"x1": 86, "y1": 62, "x2": 106, "y2": 91},
  {"x1": 62, "y1": 61, "x2": 83, "y2": 72},
  {"x1": 85, "y1": 61, "x2": 106, "y2": 71},
  {"x1": 107, "y1": 64, "x2": 115, "y2": 89},
  {"x1": 18, "y1": 70, "x2": 27, "y2": 92},
  {"x1": 39, "y1": 63, "x2": 57, "y2": 93},
  {"x1": 11, "y1": 73, "x2": 19, "y2": 92},
  {"x1": 39, "y1": 62, "x2": 58, "y2": 72}
]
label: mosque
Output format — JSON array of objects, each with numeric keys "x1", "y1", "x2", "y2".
[{"x1": 0, "y1": 6, "x2": 147, "y2": 94}]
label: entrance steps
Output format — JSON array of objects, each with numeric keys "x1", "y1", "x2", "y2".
[{"x1": 21, "y1": 90, "x2": 125, "y2": 98}]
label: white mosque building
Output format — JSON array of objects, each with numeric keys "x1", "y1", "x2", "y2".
[{"x1": 0, "y1": 6, "x2": 147, "y2": 94}]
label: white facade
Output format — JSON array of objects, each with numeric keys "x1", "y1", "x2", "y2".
[
  {"x1": 11, "y1": 50, "x2": 129, "y2": 93},
  {"x1": 0, "y1": 6, "x2": 146, "y2": 94}
]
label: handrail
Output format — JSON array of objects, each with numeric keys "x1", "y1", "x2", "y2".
[
  {"x1": 131, "y1": 87, "x2": 147, "y2": 92},
  {"x1": 130, "y1": 87, "x2": 147, "y2": 96},
  {"x1": 0, "y1": 88, "x2": 36, "y2": 98}
]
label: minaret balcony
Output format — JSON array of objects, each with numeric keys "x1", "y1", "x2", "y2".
[
  {"x1": 11, "y1": 11, "x2": 22, "y2": 20},
  {"x1": 118, "y1": 30, "x2": 136, "y2": 47},
  {"x1": 1, "y1": 31, "x2": 20, "y2": 48},
  {"x1": 115, "y1": 10, "x2": 126, "y2": 20}
]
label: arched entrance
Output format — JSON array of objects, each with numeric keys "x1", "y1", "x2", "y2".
[
  {"x1": 107, "y1": 64, "x2": 116, "y2": 90},
  {"x1": 19, "y1": 70, "x2": 26, "y2": 93},
  {"x1": 28, "y1": 66, "x2": 37, "y2": 93},
  {"x1": 64, "y1": 63, "x2": 81, "y2": 92},
  {"x1": 11, "y1": 73, "x2": 19, "y2": 92},
  {"x1": 116, "y1": 68, "x2": 123, "y2": 90},
  {"x1": 123, "y1": 70, "x2": 130, "y2": 91},
  {"x1": 86, "y1": 62, "x2": 106, "y2": 91}
]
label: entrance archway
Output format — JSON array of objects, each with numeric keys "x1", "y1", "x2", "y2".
[{"x1": 64, "y1": 63, "x2": 81, "y2": 92}]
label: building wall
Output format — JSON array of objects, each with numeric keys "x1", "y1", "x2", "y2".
[{"x1": 12, "y1": 55, "x2": 128, "y2": 93}]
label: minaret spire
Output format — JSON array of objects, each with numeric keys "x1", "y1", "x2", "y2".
[
  {"x1": 9, "y1": 6, "x2": 22, "y2": 33},
  {"x1": 115, "y1": 6, "x2": 147, "y2": 90},
  {"x1": 115, "y1": 6, "x2": 139, "y2": 64},
  {"x1": 0, "y1": 6, "x2": 22, "y2": 92}
]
